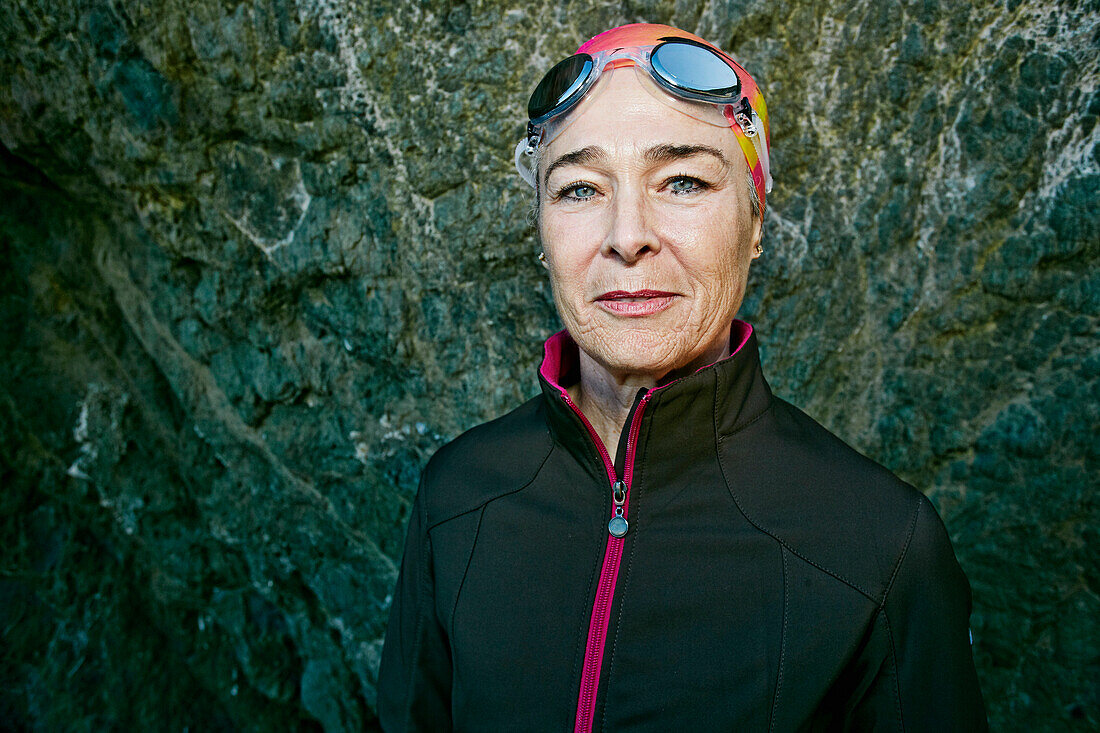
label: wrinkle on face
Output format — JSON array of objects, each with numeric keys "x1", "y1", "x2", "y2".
[{"x1": 538, "y1": 69, "x2": 762, "y2": 386}]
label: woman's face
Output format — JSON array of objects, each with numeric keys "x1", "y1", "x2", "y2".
[{"x1": 538, "y1": 70, "x2": 763, "y2": 381}]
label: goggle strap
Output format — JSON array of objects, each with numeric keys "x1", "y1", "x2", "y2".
[
  {"x1": 724, "y1": 103, "x2": 770, "y2": 209},
  {"x1": 751, "y1": 110, "x2": 773, "y2": 194},
  {"x1": 514, "y1": 138, "x2": 538, "y2": 189}
]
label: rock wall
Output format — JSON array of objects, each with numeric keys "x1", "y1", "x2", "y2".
[{"x1": 1, "y1": 0, "x2": 1096, "y2": 729}]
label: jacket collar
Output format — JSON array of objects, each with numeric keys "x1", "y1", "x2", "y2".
[{"x1": 537, "y1": 320, "x2": 774, "y2": 483}]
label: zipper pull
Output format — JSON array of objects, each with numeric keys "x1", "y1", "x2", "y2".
[{"x1": 608, "y1": 479, "x2": 628, "y2": 537}]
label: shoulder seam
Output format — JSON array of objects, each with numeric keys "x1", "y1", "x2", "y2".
[
  {"x1": 425, "y1": 437, "x2": 556, "y2": 531},
  {"x1": 716, "y1": 436, "x2": 880, "y2": 603},
  {"x1": 449, "y1": 504, "x2": 487, "y2": 642},
  {"x1": 880, "y1": 496, "x2": 923, "y2": 611}
]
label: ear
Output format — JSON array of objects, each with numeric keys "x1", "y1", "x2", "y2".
[{"x1": 749, "y1": 215, "x2": 763, "y2": 259}]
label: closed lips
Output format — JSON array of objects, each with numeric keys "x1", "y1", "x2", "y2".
[
  {"x1": 595, "y1": 290, "x2": 678, "y2": 316},
  {"x1": 597, "y1": 290, "x2": 677, "y2": 300}
]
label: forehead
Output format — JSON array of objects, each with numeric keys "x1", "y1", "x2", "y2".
[{"x1": 543, "y1": 69, "x2": 742, "y2": 170}]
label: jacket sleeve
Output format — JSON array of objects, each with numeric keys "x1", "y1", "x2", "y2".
[
  {"x1": 845, "y1": 494, "x2": 988, "y2": 731},
  {"x1": 377, "y1": 479, "x2": 453, "y2": 732}
]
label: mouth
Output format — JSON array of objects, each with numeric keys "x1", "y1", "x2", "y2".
[{"x1": 595, "y1": 290, "x2": 678, "y2": 316}]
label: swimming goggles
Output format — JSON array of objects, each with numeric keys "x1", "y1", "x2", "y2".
[{"x1": 514, "y1": 38, "x2": 772, "y2": 196}]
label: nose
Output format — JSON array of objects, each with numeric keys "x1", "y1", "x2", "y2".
[{"x1": 602, "y1": 185, "x2": 660, "y2": 264}]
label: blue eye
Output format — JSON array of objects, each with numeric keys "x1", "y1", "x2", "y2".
[
  {"x1": 561, "y1": 183, "x2": 597, "y2": 200},
  {"x1": 669, "y1": 176, "x2": 703, "y2": 194}
]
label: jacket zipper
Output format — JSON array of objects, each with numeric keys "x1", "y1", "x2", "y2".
[{"x1": 559, "y1": 389, "x2": 652, "y2": 733}]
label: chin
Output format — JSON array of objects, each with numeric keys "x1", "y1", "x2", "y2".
[{"x1": 583, "y1": 326, "x2": 686, "y2": 377}]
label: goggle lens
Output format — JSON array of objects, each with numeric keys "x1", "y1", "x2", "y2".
[
  {"x1": 527, "y1": 41, "x2": 743, "y2": 127},
  {"x1": 528, "y1": 54, "x2": 595, "y2": 121},
  {"x1": 650, "y1": 41, "x2": 740, "y2": 98}
]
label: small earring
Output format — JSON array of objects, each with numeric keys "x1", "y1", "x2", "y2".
[
  {"x1": 538, "y1": 251, "x2": 549, "y2": 268},
  {"x1": 753, "y1": 243, "x2": 763, "y2": 256}
]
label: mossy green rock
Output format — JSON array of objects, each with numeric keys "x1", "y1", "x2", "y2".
[{"x1": 1, "y1": 1, "x2": 1096, "y2": 729}]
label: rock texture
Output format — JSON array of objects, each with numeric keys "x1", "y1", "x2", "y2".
[{"x1": 0, "y1": 0, "x2": 1096, "y2": 729}]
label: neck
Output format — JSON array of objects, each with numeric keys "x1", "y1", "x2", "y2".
[
  {"x1": 567, "y1": 330, "x2": 732, "y2": 456},
  {"x1": 567, "y1": 352, "x2": 653, "y2": 455}
]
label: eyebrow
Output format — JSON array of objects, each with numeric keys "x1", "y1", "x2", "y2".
[
  {"x1": 541, "y1": 143, "x2": 731, "y2": 186},
  {"x1": 644, "y1": 143, "x2": 731, "y2": 168},
  {"x1": 542, "y1": 146, "x2": 605, "y2": 186}
]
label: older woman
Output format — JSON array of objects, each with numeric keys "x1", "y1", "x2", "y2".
[{"x1": 378, "y1": 23, "x2": 986, "y2": 731}]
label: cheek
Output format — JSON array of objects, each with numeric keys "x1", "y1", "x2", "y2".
[
  {"x1": 538, "y1": 203, "x2": 567, "y2": 253},
  {"x1": 540, "y1": 213, "x2": 596, "y2": 279},
  {"x1": 540, "y1": 222, "x2": 589, "y2": 315},
  {"x1": 675, "y1": 212, "x2": 750, "y2": 285}
]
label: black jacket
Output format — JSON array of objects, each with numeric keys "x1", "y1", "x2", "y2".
[{"x1": 378, "y1": 322, "x2": 987, "y2": 731}]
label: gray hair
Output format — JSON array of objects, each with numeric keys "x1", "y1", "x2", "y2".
[{"x1": 745, "y1": 172, "x2": 762, "y2": 221}]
